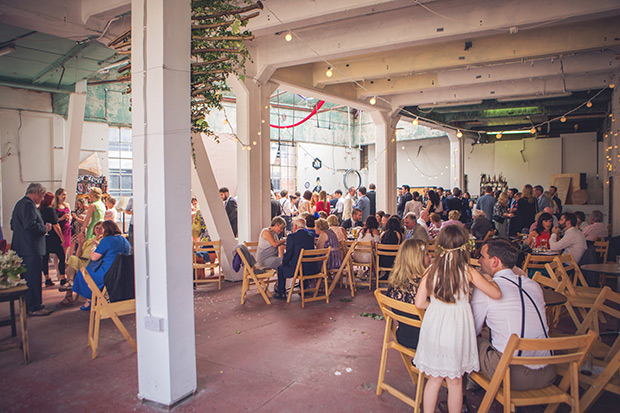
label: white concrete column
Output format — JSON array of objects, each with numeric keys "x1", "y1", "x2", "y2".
[
  {"x1": 131, "y1": 0, "x2": 196, "y2": 406},
  {"x1": 190, "y1": 133, "x2": 240, "y2": 280},
  {"x1": 229, "y1": 76, "x2": 278, "y2": 242},
  {"x1": 609, "y1": 84, "x2": 620, "y2": 236},
  {"x1": 62, "y1": 79, "x2": 87, "y2": 207},
  {"x1": 369, "y1": 111, "x2": 399, "y2": 214},
  {"x1": 447, "y1": 130, "x2": 465, "y2": 190}
]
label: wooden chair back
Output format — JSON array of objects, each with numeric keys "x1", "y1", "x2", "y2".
[
  {"x1": 347, "y1": 240, "x2": 375, "y2": 290},
  {"x1": 522, "y1": 253, "x2": 557, "y2": 273},
  {"x1": 82, "y1": 268, "x2": 136, "y2": 359},
  {"x1": 482, "y1": 228, "x2": 496, "y2": 242},
  {"x1": 243, "y1": 241, "x2": 259, "y2": 255},
  {"x1": 374, "y1": 289, "x2": 425, "y2": 411},
  {"x1": 593, "y1": 238, "x2": 609, "y2": 263},
  {"x1": 193, "y1": 240, "x2": 222, "y2": 290},
  {"x1": 553, "y1": 253, "x2": 589, "y2": 288},
  {"x1": 375, "y1": 243, "x2": 400, "y2": 290},
  {"x1": 472, "y1": 331, "x2": 598, "y2": 413},
  {"x1": 237, "y1": 247, "x2": 276, "y2": 305},
  {"x1": 287, "y1": 248, "x2": 331, "y2": 307},
  {"x1": 426, "y1": 241, "x2": 437, "y2": 259}
]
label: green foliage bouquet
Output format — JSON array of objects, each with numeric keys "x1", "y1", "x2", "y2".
[{"x1": 0, "y1": 250, "x2": 27, "y2": 289}]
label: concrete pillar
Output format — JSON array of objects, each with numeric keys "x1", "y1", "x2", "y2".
[
  {"x1": 62, "y1": 79, "x2": 87, "y2": 207},
  {"x1": 190, "y1": 133, "x2": 240, "y2": 281},
  {"x1": 131, "y1": 0, "x2": 196, "y2": 406},
  {"x1": 369, "y1": 111, "x2": 398, "y2": 213},
  {"x1": 229, "y1": 76, "x2": 278, "y2": 242},
  {"x1": 447, "y1": 130, "x2": 465, "y2": 190},
  {"x1": 609, "y1": 84, "x2": 620, "y2": 236}
]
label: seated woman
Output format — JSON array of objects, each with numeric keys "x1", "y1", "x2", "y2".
[
  {"x1": 386, "y1": 239, "x2": 429, "y2": 349},
  {"x1": 57, "y1": 221, "x2": 104, "y2": 306},
  {"x1": 256, "y1": 217, "x2": 286, "y2": 270},
  {"x1": 378, "y1": 216, "x2": 404, "y2": 280},
  {"x1": 315, "y1": 218, "x2": 343, "y2": 271},
  {"x1": 440, "y1": 210, "x2": 464, "y2": 229},
  {"x1": 326, "y1": 214, "x2": 346, "y2": 243},
  {"x1": 428, "y1": 212, "x2": 442, "y2": 239},
  {"x1": 470, "y1": 209, "x2": 493, "y2": 240},
  {"x1": 72, "y1": 221, "x2": 131, "y2": 310},
  {"x1": 527, "y1": 212, "x2": 554, "y2": 249},
  {"x1": 353, "y1": 215, "x2": 381, "y2": 263}
]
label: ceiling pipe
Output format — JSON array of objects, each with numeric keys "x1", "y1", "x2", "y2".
[{"x1": 0, "y1": 81, "x2": 72, "y2": 94}]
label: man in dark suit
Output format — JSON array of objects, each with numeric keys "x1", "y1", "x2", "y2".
[
  {"x1": 219, "y1": 187, "x2": 238, "y2": 237},
  {"x1": 397, "y1": 185, "x2": 413, "y2": 218},
  {"x1": 341, "y1": 208, "x2": 363, "y2": 229},
  {"x1": 367, "y1": 183, "x2": 377, "y2": 216},
  {"x1": 274, "y1": 218, "x2": 317, "y2": 299},
  {"x1": 10, "y1": 183, "x2": 52, "y2": 316}
]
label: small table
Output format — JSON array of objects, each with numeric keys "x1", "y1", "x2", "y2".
[
  {"x1": 543, "y1": 288, "x2": 567, "y2": 307},
  {"x1": 0, "y1": 285, "x2": 30, "y2": 363},
  {"x1": 581, "y1": 263, "x2": 620, "y2": 291}
]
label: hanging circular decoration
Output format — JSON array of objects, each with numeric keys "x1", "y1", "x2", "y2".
[
  {"x1": 312, "y1": 158, "x2": 322, "y2": 170},
  {"x1": 304, "y1": 181, "x2": 310, "y2": 189},
  {"x1": 343, "y1": 169, "x2": 362, "y2": 190}
]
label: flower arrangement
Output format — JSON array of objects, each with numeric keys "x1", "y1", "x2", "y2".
[{"x1": 0, "y1": 250, "x2": 27, "y2": 289}]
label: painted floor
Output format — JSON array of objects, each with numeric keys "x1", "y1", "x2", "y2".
[{"x1": 0, "y1": 275, "x2": 618, "y2": 412}]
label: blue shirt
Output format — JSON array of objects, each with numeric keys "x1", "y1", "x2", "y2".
[
  {"x1": 355, "y1": 195, "x2": 370, "y2": 222},
  {"x1": 475, "y1": 194, "x2": 496, "y2": 222}
]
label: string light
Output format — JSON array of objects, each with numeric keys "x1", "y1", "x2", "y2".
[
  {"x1": 325, "y1": 67, "x2": 333, "y2": 77},
  {"x1": 369, "y1": 96, "x2": 377, "y2": 105},
  {"x1": 223, "y1": 119, "x2": 228, "y2": 125},
  {"x1": 610, "y1": 84, "x2": 616, "y2": 89},
  {"x1": 530, "y1": 127, "x2": 536, "y2": 134},
  {"x1": 284, "y1": 32, "x2": 292, "y2": 42},
  {"x1": 241, "y1": 145, "x2": 246, "y2": 151},
  {"x1": 586, "y1": 101, "x2": 592, "y2": 108},
  {"x1": 257, "y1": 131, "x2": 261, "y2": 135},
  {"x1": 560, "y1": 116, "x2": 567, "y2": 122},
  {"x1": 247, "y1": 146, "x2": 252, "y2": 151},
  {"x1": 252, "y1": 140, "x2": 257, "y2": 145},
  {"x1": 496, "y1": 132, "x2": 502, "y2": 139},
  {"x1": 456, "y1": 130, "x2": 463, "y2": 138},
  {"x1": 412, "y1": 117, "x2": 419, "y2": 126}
]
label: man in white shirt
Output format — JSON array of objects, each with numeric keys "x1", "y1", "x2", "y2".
[
  {"x1": 472, "y1": 238, "x2": 555, "y2": 390},
  {"x1": 582, "y1": 210, "x2": 608, "y2": 242},
  {"x1": 343, "y1": 187, "x2": 356, "y2": 221},
  {"x1": 549, "y1": 212, "x2": 587, "y2": 263},
  {"x1": 333, "y1": 189, "x2": 344, "y2": 221},
  {"x1": 417, "y1": 210, "x2": 431, "y2": 238},
  {"x1": 279, "y1": 190, "x2": 297, "y2": 231}
]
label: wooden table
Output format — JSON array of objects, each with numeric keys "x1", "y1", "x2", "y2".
[
  {"x1": 0, "y1": 284, "x2": 29, "y2": 363},
  {"x1": 581, "y1": 263, "x2": 620, "y2": 290}
]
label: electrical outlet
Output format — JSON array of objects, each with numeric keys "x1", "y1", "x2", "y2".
[{"x1": 144, "y1": 315, "x2": 164, "y2": 332}]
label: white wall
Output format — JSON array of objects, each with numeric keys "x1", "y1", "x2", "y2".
[
  {"x1": 0, "y1": 86, "x2": 111, "y2": 241},
  {"x1": 296, "y1": 142, "x2": 360, "y2": 193}
]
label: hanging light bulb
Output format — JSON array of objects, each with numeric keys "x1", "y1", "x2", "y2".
[
  {"x1": 223, "y1": 119, "x2": 228, "y2": 125},
  {"x1": 456, "y1": 130, "x2": 463, "y2": 138},
  {"x1": 261, "y1": 119, "x2": 265, "y2": 123},
  {"x1": 530, "y1": 127, "x2": 536, "y2": 134},
  {"x1": 496, "y1": 132, "x2": 502, "y2": 139},
  {"x1": 325, "y1": 67, "x2": 333, "y2": 77},
  {"x1": 560, "y1": 116, "x2": 567, "y2": 122},
  {"x1": 610, "y1": 83, "x2": 615, "y2": 89},
  {"x1": 412, "y1": 117, "x2": 419, "y2": 126},
  {"x1": 252, "y1": 140, "x2": 257, "y2": 145},
  {"x1": 241, "y1": 145, "x2": 246, "y2": 151},
  {"x1": 369, "y1": 96, "x2": 377, "y2": 105},
  {"x1": 586, "y1": 101, "x2": 593, "y2": 108},
  {"x1": 285, "y1": 32, "x2": 292, "y2": 42},
  {"x1": 247, "y1": 146, "x2": 252, "y2": 151},
  {"x1": 257, "y1": 131, "x2": 261, "y2": 136}
]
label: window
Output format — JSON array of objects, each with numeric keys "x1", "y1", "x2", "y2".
[
  {"x1": 108, "y1": 126, "x2": 133, "y2": 198},
  {"x1": 271, "y1": 142, "x2": 296, "y2": 193},
  {"x1": 360, "y1": 145, "x2": 369, "y2": 169}
]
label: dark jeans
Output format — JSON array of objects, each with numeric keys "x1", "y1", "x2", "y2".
[
  {"x1": 22, "y1": 254, "x2": 43, "y2": 311},
  {"x1": 43, "y1": 242, "x2": 65, "y2": 276}
]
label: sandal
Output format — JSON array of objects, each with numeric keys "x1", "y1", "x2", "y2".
[
  {"x1": 79, "y1": 301, "x2": 91, "y2": 311},
  {"x1": 56, "y1": 297, "x2": 74, "y2": 307}
]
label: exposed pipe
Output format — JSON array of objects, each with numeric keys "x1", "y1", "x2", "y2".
[{"x1": 0, "y1": 81, "x2": 72, "y2": 94}]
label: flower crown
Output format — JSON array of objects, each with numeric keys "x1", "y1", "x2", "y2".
[{"x1": 436, "y1": 238, "x2": 475, "y2": 256}]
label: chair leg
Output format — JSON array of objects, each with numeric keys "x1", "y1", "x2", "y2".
[
  {"x1": 88, "y1": 296, "x2": 96, "y2": 346},
  {"x1": 376, "y1": 323, "x2": 391, "y2": 395},
  {"x1": 286, "y1": 275, "x2": 298, "y2": 303},
  {"x1": 240, "y1": 274, "x2": 249, "y2": 304},
  {"x1": 91, "y1": 307, "x2": 102, "y2": 359},
  {"x1": 324, "y1": 276, "x2": 329, "y2": 303}
]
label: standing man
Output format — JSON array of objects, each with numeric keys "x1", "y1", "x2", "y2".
[
  {"x1": 10, "y1": 183, "x2": 53, "y2": 316},
  {"x1": 273, "y1": 218, "x2": 316, "y2": 299},
  {"x1": 548, "y1": 185, "x2": 562, "y2": 216},
  {"x1": 219, "y1": 187, "x2": 238, "y2": 238},
  {"x1": 472, "y1": 238, "x2": 555, "y2": 391},
  {"x1": 343, "y1": 187, "x2": 356, "y2": 221},
  {"x1": 333, "y1": 189, "x2": 344, "y2": 222},
  {"x1": 279, "y1": 190, "x2": 297, "y2": 231},
  {"x1": 355, "y1": 186, "x2": 371, "y2": 222},
  {"x1": 398, "y1": 185, "x2": 413, "y2": 218},
  {"x1": 475, "y1": 185, "x2": 496, "y2": 224},
  {"x1": 367, "y1": 183, "x2": 377, "y2": 217},
  {"x1": 534, "y1": 185, "x2": 550, "y2": 212}
]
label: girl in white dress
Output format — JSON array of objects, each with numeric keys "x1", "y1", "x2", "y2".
[{"x1": 414, "y1": 225, "x2": 501, "y2": 413}]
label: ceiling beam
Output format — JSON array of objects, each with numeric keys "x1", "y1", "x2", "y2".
[{"x1": 31, "y1": 42, "x2": 90, "y2": 84}]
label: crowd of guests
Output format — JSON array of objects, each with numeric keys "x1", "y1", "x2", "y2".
[{"x1": 8, "y1": 183, "x2": 130, "y2": 316}]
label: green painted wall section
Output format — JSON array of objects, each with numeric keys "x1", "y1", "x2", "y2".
[{"x1": 52, "y1": 81, "x2": 132, "y2": 126}]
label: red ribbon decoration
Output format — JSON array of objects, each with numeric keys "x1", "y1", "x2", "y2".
[{"x1": 270, "y1": 100, "x2": 325, "y2": 129}]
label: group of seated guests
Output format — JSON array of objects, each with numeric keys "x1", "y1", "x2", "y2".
[{"x1": 385, "y1": 227, "x2": 554, "y2": 412}]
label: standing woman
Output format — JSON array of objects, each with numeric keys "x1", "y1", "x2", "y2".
[
  {"x1": 82, "y1": 187, "x2": 105, "y2": 240},
  {"x1": 298, "y1": 190, "x2": 314, "y2": 215},
  {"x1": 40, "y1": 192, "x2": 68, "y2": 287},
  {"x1": 70, "y1": 197, "x2": 88, "y2": 255},
  {"x1": 492, "y1": 192, "x2": 513, "y2": 238},
  {"x1": 516, "y1": 184, "x2": 537, "y2": 233},
  {"x1": 315, "y1": 190, "x2": 331, "y2": 215},
  {"x1": 53, "y1": 188, "x2": 72, "y2": 258}
]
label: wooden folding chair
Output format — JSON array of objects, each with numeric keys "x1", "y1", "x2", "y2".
[
  {"x1": 287, "y1": 248, "x2": 331, "y2": 308},
  {"x1": 327, "y1": 240, "x2": 356, "y2": 297},
  {"x1": 553, "y1": 253, "x2": 594, "y2": 289},
  {"x1": 471, "y1": 330, "x2": 598, "y2": 413},
  {"x1": 426, "y1": 241, "x2": 437, "y2": 259},
  {"x1": 568, "y1": 287, "x2": 620, "y2": 411},
  {"x1": 522, "y1": 253, "x2": 557, "y2": 274},
  {"x1": 82, "y1": 269, "x2": 136, "y2": 359},
  {"x1": 193, "y1": 240, "x2": 223, "y2": 290},
  {"x1": 243, "y1": 241, "x2": 259, "y2": 255},
  {"x1": 375, "y1": 243, "x2": 400, "y2": 290},
  {"x1": 348, "y1": 240, "x2": 375, "y2": 290},
  {"x1": 593, "y1": 237, "x2": 612, "y2": 285},
  {"x1": 374, "y1": 289, "x2": 425, "y2": 411},
  {"x1": 237, "y1": 247, "x2": 276, "y2": 304},
  {"x1": 483, "y1": 228, "x2": 497, "y2": 242}
]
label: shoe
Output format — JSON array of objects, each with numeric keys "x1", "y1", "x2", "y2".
[
  {"x1": 60, "y1": 279, "x2": 68, "y2": 286},
  {"x1": 272, "y1": 290, "x2": 287, "y2": 300},
  {"x1": 79, "y1": 302, "x2": 91, "y2": 311},
  {"x1": 45, "y1": 279, "x2": 54, "y2": 287},
  {"x1": 28, "y1": 309, "x2": 53, "y2": 317},
  {"x1": 59, "y1": 282, "x2": 73, "y2": 292}
]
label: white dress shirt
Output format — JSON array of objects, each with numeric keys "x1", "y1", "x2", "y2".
[
  {"x1": 549, "y1": 226, "x2": 587, "y2": 263},
  {"x1": 582, "y1": 222, "x2": 608, "y2": 242},
  {"x1": 280, "y1": 198, "x2": 296, "y2": 216},
  {"x1": 417, "y1": 217, "x2": 430, "y2": 237},
  {"x1": 471, "y1": 268, "x2": 549, "y2": 367},
  {"x1": 334, "y1": 197, "x2": 344, "y2": 214},
  {"x1": 343, "y1": 194, "x2": 354, "y2": 220}
]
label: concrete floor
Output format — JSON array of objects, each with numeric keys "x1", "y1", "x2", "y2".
[{"x1": 0, "y1": 276, "x2": 618, "y2": 412}]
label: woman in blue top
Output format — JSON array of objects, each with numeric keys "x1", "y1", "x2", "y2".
[{"x1": 72, "y1": 220, "x2": 131, "y2": 310}]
